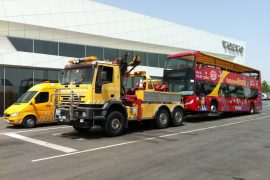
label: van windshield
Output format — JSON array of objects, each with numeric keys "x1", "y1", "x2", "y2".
[{"x1": 16, "y1": 91, "x2": 37, "y2": 103}]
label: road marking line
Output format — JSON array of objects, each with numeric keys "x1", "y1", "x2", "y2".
[
  {"x1": 52, "y1": 133, "x2": 63, "y2": 136},
  {"x1": 0, "y1": 126, "x2": 71, "y2": 135},
  {"x1": 5, "y1": 133, "x2": 77, "y2": 153},
  {"x1": 32, "y1": 115, "x2": 270, "y2": 162}
]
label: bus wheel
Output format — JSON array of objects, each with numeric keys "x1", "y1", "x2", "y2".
[
  {"x1": 155, "y1": 109, "x2": 169, "y2": 129},
  {"x1": 22, "y1": 116, "x2": 36, "y2": 128},
  {"x1": 249, "y1": 104, "x2": 255, "y2": 114},
  {"x1": 171, "y1": 107, "x2": 184, "y2": 127},
  {"x1": 73, "y1": 125, "x2": 89, "y2": 133},
  {"x1": 103, "y1": 111, "x2": 125, "y2": 137},
  {"x1": 210, "y1": 101, "x2": 218, "y2": 113}
]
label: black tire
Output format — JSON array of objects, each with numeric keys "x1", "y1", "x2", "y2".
[
  {"x1": 210, "y1": 101, "x2": 218, "y2": 113},
  {"x1": 103, "y1": 111, "x2": 125, "y2": 137},
  {"x1": 171, "y1": 107, "x2": 184, "y2": 127},
  {"x1": 155, "y1": 109, "x2": 170, "y2": 129},
  {"x1": 73, "y1": 125, "x2": 89, "y2": 133},
  {"x1": 249, "y1": 103, "x2": 255, "y2": 114},
  {"x1": 22, "y1": 116, "x2": 37, "y2": 128}
]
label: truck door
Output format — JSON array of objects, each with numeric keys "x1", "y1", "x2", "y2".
[
  {"x1": 34, "y1": 91, "x2": 53, "y2": 122},
  {"x1": 94, "y1": 65, "x2": 116, "y2": 104}
]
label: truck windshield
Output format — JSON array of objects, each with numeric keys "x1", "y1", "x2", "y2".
[
  {"x1": 16, "y1": 91, "x2": 37, "y2": 103},
  {"x1": 163, "y1": 55, "x2": 195, "y2": 95},
  {"x1": 62, "y1": 67, "x2": 95, "y2": 84}
]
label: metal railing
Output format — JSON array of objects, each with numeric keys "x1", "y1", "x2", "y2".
[{"x1": 51, "y1": 88, "x2": 80, "y2": 121}]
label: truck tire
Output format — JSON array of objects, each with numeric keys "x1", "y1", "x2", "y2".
[
  {"x1": 73, "y1": 125, "x2": 89, "y2": 133},
  {"x1": 22, "y1": 116, "x2": 37, "y2": 128},
  {"x1": 171, "y1": 107, "x2": 184, "y2": 127},
  {"x1": 155, "y1": 109, "x2": 169, "y2": 129},
  {"x1": 103, "y1": 111, "x2": 125, "y2": 137}
]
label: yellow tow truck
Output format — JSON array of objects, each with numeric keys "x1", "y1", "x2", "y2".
[{"x1": 55, "y1": 54, "x2": 184, "y2": 136}]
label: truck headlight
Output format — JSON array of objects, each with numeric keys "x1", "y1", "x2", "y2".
[
  {"x1": 10, "y1": 112, "x2": 19, "y2": 117},
  {"x1": 82, "y1": 112, "x2": 87, "y2": 118}
]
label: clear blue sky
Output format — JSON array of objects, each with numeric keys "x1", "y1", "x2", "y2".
[{"x1": 94, "y1": 0, "x2": 270, "y2": 82}]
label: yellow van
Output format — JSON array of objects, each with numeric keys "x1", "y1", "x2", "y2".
[{"x1": 4, "y1": 83, "x2": 60, "y2": 128}]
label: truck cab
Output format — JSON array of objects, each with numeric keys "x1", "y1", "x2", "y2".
[
  {"x1": 55, "y1": 57, "x2": 123, "y2": 129},
  {"x1": 4, "y1": 83, "x2": 60, "y2": 128}
]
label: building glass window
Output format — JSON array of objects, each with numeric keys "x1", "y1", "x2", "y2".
[
  {"x1": 34, "y1": 69, "x2": 59, "y2": 85},
  {"x1": 159, "y1": 54, "x2": 167, "y2": 68},
  {"x1": 59, "y1": 43, "x2": 85, "y2": 58},
  {"x1": 0, "y1": 66, "x2": 4, "y2": 115},
  {"x1": 86, "y1": 46, "x2": 103, "y2": 60},
  {"x1": 135, "y1": 51, "x2": 147, "y2": 66},
  {"x1": 119, "y1": 50, "x2": 134, "y2": 60},
  {"x1": 104, "y1": 48, "x2": 119, "y2": 60},
  {"x1": 34, "y1": 40, "x2": 58, "y2": 56},
  {"x1": 148, "y1": 53, "x2": 159, "y2": 67},
  {"x1": 8, "y1": 37, "x2": 33, "y2": 53},
  {"x1": 4, "y1": 67, "x2": 33, "y2": 111}
]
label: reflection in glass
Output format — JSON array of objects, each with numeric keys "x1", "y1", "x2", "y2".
[
  {"x1": 34, "y1": 69, "x2": 58, "y2": 85},
  {"x1": 62, "y1": 67, "x2": 95, "y2": 84},
  {"x1": 5, "y1": 67, "x2": 33, "y2": 110},
  {"x1": 104, "y1": 48, "x2": 119, "y2": 60},
  {"x1": 16, "y1": 91, "x2": 37, "y2": 104},
  {"x1": 86, "y1": 46, "x2": 103, "y2": 60},
  {"x1": 148, "y1": 53, "x2": 159, "y2": 67}
]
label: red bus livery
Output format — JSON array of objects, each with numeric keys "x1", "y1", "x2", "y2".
[{"x1": 164, "y1": 51, "x2": 262, "y2": 115}]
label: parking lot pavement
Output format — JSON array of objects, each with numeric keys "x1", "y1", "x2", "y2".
[{"x1": 0, "y1": 102, "x2": 270, "y2": 180}]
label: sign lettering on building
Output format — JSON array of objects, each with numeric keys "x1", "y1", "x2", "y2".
[{"x1": 222, "y1": 40, "x2": 244, "y2": 53}]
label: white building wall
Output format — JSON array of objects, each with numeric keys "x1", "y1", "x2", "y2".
[{"x1": 0, "y1": 0, "x2": 246, "y2": 66}]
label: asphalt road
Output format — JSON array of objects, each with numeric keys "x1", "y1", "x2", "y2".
[{"x1": 1, "y1": 101, "x2": 270, "y2": 180}]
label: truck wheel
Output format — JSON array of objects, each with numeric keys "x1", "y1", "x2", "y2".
[
  {"x1": 155, "y1": 109, "x2": 169, "y2": 129},
  {"x1": 73, "y1": 125, "x2": 89, "y2": 133},
  {"x1": 103, "y1": 111, "x2": 125, "y2": 137},
  {"x1": 171, "y1": 107, "x2": 184, "y2": 127},
  {"x1": 22, "y1": 116, "x2": 37, "y2": 128}
]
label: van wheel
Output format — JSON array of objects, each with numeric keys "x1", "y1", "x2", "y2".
[
  {"x1": 73, "y1": 125, "x2": 89, "y2": 133},
  {"x1": 22, "y1": 116, "x2": 37, "y2": 128},
  {"x1": 155, "y1": 109, "x2": 169, "y2": 129},
  {"x1": 103, "y1": 111, "x2": 125, "y2": 137},
  {"x1": 172, "y1": 107, "x2": 184, "y2": 127},
  {"x1": 249, "y1": 104, "x2": 255, "y2": 114}
]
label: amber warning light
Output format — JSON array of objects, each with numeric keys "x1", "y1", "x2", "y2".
[{"x1": 68, "y1": 56, "x2": 98, "y2": 64}]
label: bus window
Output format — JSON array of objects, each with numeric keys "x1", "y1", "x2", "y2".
[
  {"x1": 251, "y1": 89, "x2": 258, "y2": 99},
  {"x1": 235, "y1": 86, "x2": 245, "y2": 98},
  {"x1": 243, "y1": 87, "x2": 252, "y2": 98},
  {"x1": 225, "y1": 86, "x2": 236, "y2": 98},
  {"x1": 196, "y1": 81, "x2": 217, "y2": 95}
]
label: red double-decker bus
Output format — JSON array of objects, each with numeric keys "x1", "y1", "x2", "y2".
[{"x1": 163, "y1": 51, "x2": 262, "y2": 115}]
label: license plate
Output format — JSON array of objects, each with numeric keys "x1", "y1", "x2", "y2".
[
  {"x1": 61, "y1": 116, "x2": 66, "y2": 120},
  {"x1": 55, "y1": 109, "x2": 61, "y2": 116}
]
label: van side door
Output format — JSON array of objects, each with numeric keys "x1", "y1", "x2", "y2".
[{"x1": 34, "y1": 91, "x2": 52, "y2": 122}]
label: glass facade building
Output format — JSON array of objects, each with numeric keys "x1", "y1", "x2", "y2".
[
  {"x1": 0, "y1": 37, "x2": 167, "y2": 115},
  {"x1": 0, "y1": 66, "x2": 59, "y2": 115}
]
